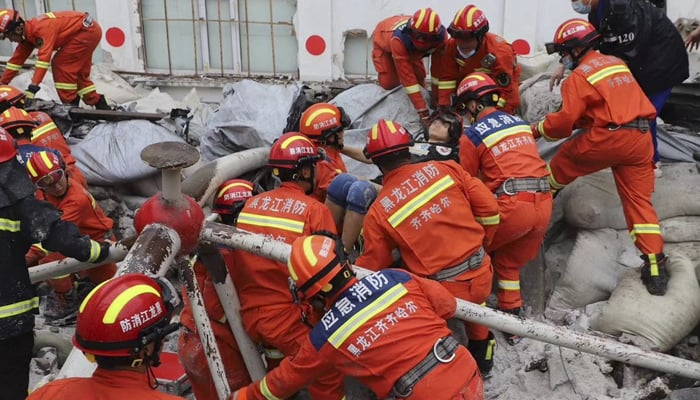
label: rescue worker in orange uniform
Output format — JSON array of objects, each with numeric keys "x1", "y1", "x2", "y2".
[
  {"x1": 355, "y1": 119, "x2": 500, "y2": 376},
  {"x1": 298, "y1": 102, "x2": 376, "y2": 251},
  {"x1": 27, "y1": 274, "x2": 183, "y2": 400},
  {"x1": 24, "y1": 150, "x2": 116, "y2": 322},
  {"x1": 453, "y1": 72, "x2": 553, "y2": 344},
  {"x1": 372, "y1": 8, "x2": 448, "y2": 126},
  {"x1": 0, "y1": 95, "x2": 88, "y2": 187},
  {"x1": 231, "y1": 234, "x2": 484, "y2": 400},
  {"x1": 0, "y1": 9, "x2": 109, "y2": 108},
  {"x1": 231, "y1": 132, "x2": 345, "y2": 398},
  {"x1": 532, "y1": 19, "x2": 667, "y2": 296},
  {"x1": 178, "y1": 179, "x2": 257, "y2": 399},
  {"x1": 432, "y1": 5, "x2": 521, "y2": 115}
]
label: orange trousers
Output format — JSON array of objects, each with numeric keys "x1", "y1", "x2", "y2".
[
  {"x1": 178, "y1": 324, "x2": 251, "y2": 400},
  {"x1": 410, "y1": 347, "x2": 483, "y2": 400},
  {"x1": 242, "y1": 305, "x2": 345, "y2": 399},
  {"x1": 51, "y1": 22, "x2": 102, "y2": 105},
  {"x1": 372, "y1": 47, "x2": 426, "y2": 90},
  {"x1": 548, "y1": 128, "x2": 663, "y2": 255},
  {"x1": 440, "y1": 259, "x2": 493, "y2": 341},
  {"x1": 488, "y1": 192, "x2": 552, "y2": 310}
]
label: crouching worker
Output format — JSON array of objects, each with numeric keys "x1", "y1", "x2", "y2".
[
  {"x1": 231, "y1": 234, "x2": 484, "y2": 400},
  {"x1": 299, "y1": 102, "x2": 377, "y2": 252},
  {"x1": 27, "y1": 273, "x2": 182, "y2": 399}
]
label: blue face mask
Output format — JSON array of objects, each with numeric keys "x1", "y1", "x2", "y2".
[
  {"x1": 572, "y1": 0, "x2": 592, "y2": 14},
  {"x1": 561, "y1": 55, "x2": 575, "y2": 71}
]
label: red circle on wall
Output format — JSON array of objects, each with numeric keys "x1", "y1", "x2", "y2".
[
  {"x1": 305, "y1": 35, "x2": 326, "y2": 56},
  {"x1": 512, "y1": 39, "x2": 531, "y2": 56},
  {"x1": 105, "y1": 27, "x2": 126, "y2": 47}
]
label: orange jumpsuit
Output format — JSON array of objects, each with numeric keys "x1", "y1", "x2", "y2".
[
  {"x1": 312, "y1": 146, "x2": 347, "y2": 202},
  {"x1": 26, "y1": 368, "x2": 182, "y2": 399},
  {"x1": 372, "y1": 15, "x2": 444, "y2": 113},
  {"x1": 29, "y1": 111, "x2": 87, "y2": 188},
  {"x1": 231, "y1": 182, "x2": 345, "y2": 399},
  {"x1": 178, "y1": 249, "x2": 251, "y2": 400},
  {"x1": 531, "y1": 51, "x2": 662, "y2": 258},
  {"x1": 460, "y1": 109, "x2": 552, "y2": 310},
  {"x1": 356, "y1": 160, "x2": 499, "y2": 341},
  {"x1": 37, "y1": 176, "x2": 116, "y2": 292},
  {"x1": 433, "y1": 33, "x2": 521, "y2": 114},
  {"x1": 1, "y1": 11, "x2": 102, "y2": 105},
  {"x1": 237, "y1": 269, "x2": 483, "y2": 400}
]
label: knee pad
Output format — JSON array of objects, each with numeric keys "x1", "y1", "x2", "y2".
[
  {"x1": 326, "y1": 173, "x2": 358, "y2": 207},
  {"x1": 346, "y1": 180, "x2": 377, "y2": 214}
]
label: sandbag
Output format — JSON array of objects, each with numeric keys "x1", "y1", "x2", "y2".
[
  {"x1": 590, "y1": 253, "x2": 700, "y2": 352},
  {"x1": 517, "y1": 51, "x2": 559, "y2": 82},
  {"x1": 562, "y1": 163, "x2": 700, "y2": 230},
  {"x1": 518, "y1": 72, "x2": 562, "y2": 124},
  {"x1": 660, "y1": 216, "x2": 700, "y2": 243}
]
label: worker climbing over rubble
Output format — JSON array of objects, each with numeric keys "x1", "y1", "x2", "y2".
[
  {"x1": 0, "y1": 84, "x2": 88, "y2": 187},
  {"x1": 230, "y1": 132, "x2": 346, "y2": 398},
  {"x1": 0, "y1": 129, "x2": 111, "y2": 400},
  {"x1": 453, "y1": 72, "x2": 552, "y2": 345},
  {"x1": 433, "y1": 5, "x2": 521, "y2": 115},
  {"x1": 372, "y1": 8, "x2": 447, "y2": 127},
  {"x1": 23, "y1": 150, "x2": 116, "y2": 324},
  {"x1": 298, "y1": 102, "x2": 377, "y2": 252},
  {"x1": 27, "y1": 274, "x2": 183, "y2": 399},
  {"x1": 0, "y1": 9, "x2": 110, "y2": 109},
  {"x1": 231, "y1": 233, "x2": 484, "y2": 400},
  {"x1": 532, "y1": 19, "x2": 668, "y2": 296},
  {"x1": 355, "y1": 119, "x2": 501, "y2": 377},
  {"x1": 178, "y1": 179, "x2": 258, "y2": 399}
]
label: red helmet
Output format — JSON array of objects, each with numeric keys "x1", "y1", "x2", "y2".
[
  {"x1": 213, "y1": 179, "x2": 255, "y2": 216},
  {"x1": 287, "y1": 234, "x2": 352, "y2": 299},
  {"x1": 0, "y1": 106, "x2": 37, "y2": 136},
  {"x1": 0, "y1": 128, "x2": 16, "y2": 163},
  {"x1": 25, "y1": 150, "x2": 66, "y2": 188},
  {"x1": 299, "y1": 103, "x2": 350, "y2": 142},
  {"x1": 546, "y1": 18, "x2": 601, "y2": 55},
  {"x1": 0, "y1": 85, "x2": 25, "y2": 111},
  {"x1": 0, "y1": 9, "x2": 22, "y2": 37},
  {"x1": 73, "y1": 274, "x2": 179, "y2": 358},
  {"x1": 448, "y1": 5, "x2": 489, "y2": 39},
  {"x1": 453, "y1": 72, "x2": 501, "y2": 110},
  {"x1": 363, "y1": 119, "x2": 412, "y2": 160},
  {"x1": 406, "y1": 8, "x2": 445, "y2": 48},
  {"x1": 268, "y1": 132, "x2": 322, "y2": 170}
]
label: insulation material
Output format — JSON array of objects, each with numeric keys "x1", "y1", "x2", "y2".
[{"x1": 590, "y1": 253, "x2": 700, "y2": 352}]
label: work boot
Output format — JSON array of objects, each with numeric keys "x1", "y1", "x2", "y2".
[
  {"x1": 499, "y1": 307, "x2": 524, "y2": 346},
  {"x1": 42, "y1": 287, "x2": 79, "y2": 324},
  {"x1": 467, "y1": 332, "x2": 496, "y2": 378},
  {"x1": 94, "y1": 95, "x2": 111, "y2": 110},
  {"x1": 640, "y1": 253, "x2": 669, "y2": 296}
]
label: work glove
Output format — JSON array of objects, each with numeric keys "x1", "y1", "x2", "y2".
[
  {"x1": 25, "y1": 84, "x2": 40, "y2": 99},
  {"x1": 91, "y1": 241, "x2": 113, "y2": 264}
]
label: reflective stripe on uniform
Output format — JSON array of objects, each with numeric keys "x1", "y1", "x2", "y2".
[
  {"x1": 77, "y1": 84, "x2": 96, "y2": 97},
  {"x1": 586, "y1": 65, "x2": 629, "y2": 86},
  {"x1": 481, "y1": 125, "x2": 531, "y2": 149},
  {"x1": 388, "y1": 175, "x2": 454, "y2": 227},
  {"x1": 404, "y1": 83, "x2": 421, "y2": 95},
  {"x1": 497, "y1": 280, "x2": 520, "y2": 291},
  {"x1": 259, "y1": 376, "x2": 282, "y2": 400},
  {"x1": 35, "y1": 60, "x2": 50, "y2": 69},
  {"x1": 546, "y1": 164, "x2": 565, "y2": 190},
  {"x1": 437, "y1": 80, "x2": 457, "y2": 90},
  {"x1": 87, "y1": 240, "x2": 102, "y2": 262},
  {"x1": 237, "y1": 212, "x2": 304, "y2": 234},
  {"x1": 630, "y1": 223, "x2": 661, "y2": 243},
  {"x1": 5, "y1": 63, "x2": 21, "y2": 71},
  {"x1": 45, "y1": 12, "x2": 56, "y2": 18},
  {"x1": 0, "y1": 297, "x2": 39, "y2": 319},
  {"x1": 474, "y1": 214, "x2": 500, "y2": 226},
  {"x1": 0, "y1": 218, "x2": 20, "y2": 232},
  {"x1": 54, "y1": 82, "x2": 78, "y2": 90},
  {"x1": 30, "y1": 122, "x2": 58, "y2": 140},
  {"x1": 328, "y1": 283, "x2": 408, "y2": 348}
]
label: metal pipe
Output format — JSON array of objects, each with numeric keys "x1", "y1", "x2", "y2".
[
  {"x1": 117, "y1": 223, "x2": 181, "y2": 276},
  {"x1": 162, "y1": 168, "x2": 183, "y2": 204},
  {"x1": 182, "y1": 256, "x2": 231, "y2": 400},
  {"x1": 200, "y1": 221, "x2": 700, "y2": 381},
  {"x1": 29, "y1": 241, "x2": 130, "y2": 283}
]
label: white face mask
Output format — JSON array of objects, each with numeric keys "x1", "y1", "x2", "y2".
[
  {"x1": 572, "y1": 0, "x2": 592, "y2": 14},
  {"x1": 457, "y1": 46, "x2": 476, "y2": 59}
]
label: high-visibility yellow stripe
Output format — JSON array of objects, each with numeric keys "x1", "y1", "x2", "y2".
[
  {"x1": 303, "y1": 107, "x2": 336, "y2": 128},
  {"x1": 630, "y1": 223, "x2": 661, "y2": 242},
  {"x1": 26, "y1": 159, "x2": 38, "y2": 177},
  {"x1": 35, "y1": 61, "x2": 50, "y2": 69},
  {"x1": 388, "y1": 175, "x2": 454, "y2": 227},
  {"x1": 392, "y1": 18, "x2": 410, "y2": 31},
  {"x1": 482, "y1": 126, "x2": 531, "y2": 148},
  {"x1": 280, "y1": 134, "x2": 313, "y2": 149},
  {"x1": 302, "y1": 236, "x2": 318, "y2": 267},
  {"x1": 87, "y1": 240, "x2": 102, "y2": 262},
  {"x1": 77, "y1": 85, "x2": 96, "y2": 96},
  {"x1": 259, "y1": 376, "x2": 282, "y2": 400},
  {"x1": 0, "y1": 218, "x2": 20, "y2": 232},
  {"x1": 475, "y1": 214, "x2": 500, "y2": 226},
  {"x1": 466, "y1": 6, "x2": 479, "y2": 26},
  {"x1": 237, "y1": 212, "x2": 304, "y2": 234},
  {"x1": 54, "y1": 82, "x2": 78, "y2": 90},
  {"x1": 497, "y1": 97, "x2": 506, "y2": 108},
  {"x1": 31, "y1": 122, "x2": 57, "y2": 140},
  {"x1": 79, "y1": 279, "x2": 113, "y2": 313},
  {"x1": 216, "y1": 181, "x2": 253, "y2": 199},
  {"x1": 102, "y1": 284, "x2": 161, "y2": 324},
  {"x1": 431, "y1": 77, "x2": 439, "y2": 85},
  {"x1": 45, "y1": 12, "x2": 56, "y2": 18},
  {"x1": 586, "y1": 65, "x2": 629, "y2": 86},
  {"x1": 328, "y1": 284, "x2": 408, "y2": 348},
  {"x1": 497, "y1": 280, "x2": 520, "y2": 291},
  {"x1": 437, "y1": 80, "x2": 457, "y2": 89},
  {"x1": 0, "y1": 297, "x2": 39, "y2": 318},
  {"x1": 547, "y1": 164, "x2": 565, "y2": 190},
  {"x1": 6, "y1": 63, "x2": 21, "y2": 71},
  {"x1": 647, "y1": 253, "x2": 660, "y2": 276},
  {"x1": 404, "y1": 84, "x2": 421, "y2": 95},
  {"x1": 414, "y1": 9, "x2": 427, "y2": 30}
]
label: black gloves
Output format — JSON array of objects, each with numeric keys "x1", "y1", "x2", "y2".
[
  {"x1": 92, "y1": 241, "x2": 112, "y2": 264},
  {"x1": 25, "y1": 84, "x2": 40, "y2": 98}
]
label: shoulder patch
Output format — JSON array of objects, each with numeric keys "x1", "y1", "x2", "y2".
[
  {"x1": 481, "y1": 53, "x2": 496, "y2": 68},
  {"x1": 496, "y1": 72, "x2": 510, "y2": 87}
]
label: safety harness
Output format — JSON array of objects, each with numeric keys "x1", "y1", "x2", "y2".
[
  {"x1": 494, "y1": 177, "x2": 550, "y2": 197},
  {"x1": 428, "y1": 246, "x2": 485, "y2": 281},
  {"x1": 391, "y1": 335, "x2": 459, "y2": 398}
]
